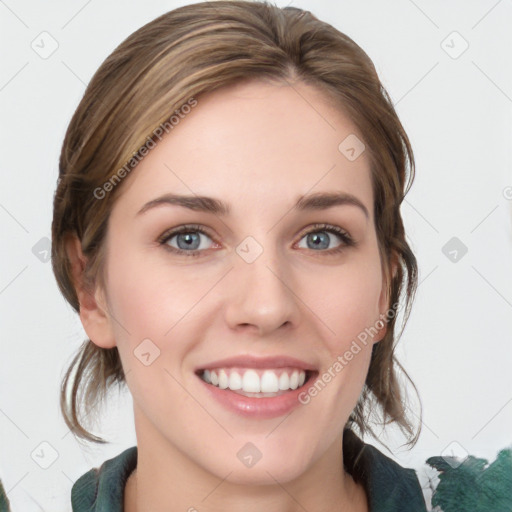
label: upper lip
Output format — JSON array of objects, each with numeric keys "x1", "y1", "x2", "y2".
[{"x1": 196, "y1": 355, "x2": 318, "y2": 372}]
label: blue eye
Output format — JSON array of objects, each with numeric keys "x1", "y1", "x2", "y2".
[
  {"x1": 297, "y1": 224, "x2": 354, "y2": 253},
  {"x1": 160, "y1": 225, "x2": 214, "y2": 256},
  {"x1": 171, "y1": 232, "x2": 207, "y2": 250}
]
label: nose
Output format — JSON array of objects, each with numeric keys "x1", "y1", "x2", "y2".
[{"x1": 224, "y1": 245, "x2": 301, "y2": 337}]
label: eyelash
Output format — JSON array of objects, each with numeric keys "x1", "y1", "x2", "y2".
[{"x1": 158, "y1": 223, "x2": 355, "y2": 258}]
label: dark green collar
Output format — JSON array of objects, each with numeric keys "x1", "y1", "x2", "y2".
[
  {"x1": 343, "y1": 428, "x2": 427, "y2": 511},
  {"x1": 0, "y1": 480, "x2": 10, "y2": 512},
  {"x1": 72, "y1": 429, "x2": 427, "y2": 511}
]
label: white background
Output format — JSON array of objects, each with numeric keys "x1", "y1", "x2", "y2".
[{"x1": 1, "y1": 0, "x2": 511, "y2": 510}]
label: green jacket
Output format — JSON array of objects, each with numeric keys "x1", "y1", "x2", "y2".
[
  {"x1": 0, "y1": 480, "x2": 10, "y2": 512},
  {"x1": 71, "y1": 428, "x2": 427, "y2": 511}
]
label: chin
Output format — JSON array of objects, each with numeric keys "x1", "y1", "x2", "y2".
[
  {"x1": 200, "y1": 447, "x2": 312, "y2": 486},
  {"x1": 223, "y1": 464, "x2": 307, "y2": 486}
]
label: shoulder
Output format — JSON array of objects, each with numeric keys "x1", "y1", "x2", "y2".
[
  {"x1": 71, "y1": 446, "x2": 137, "y2": 512},
  {"x1": 343, "y1": 428, "x2": 427, "y2": 512}
]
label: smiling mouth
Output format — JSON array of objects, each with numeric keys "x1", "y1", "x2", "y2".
[{"x1": 195, "y1": 367, "x2": 316, "y2": 398}]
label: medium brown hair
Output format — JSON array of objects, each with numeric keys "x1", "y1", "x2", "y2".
[{"x1": 52, "y1": 0, "x2": 421, "y2": 444}]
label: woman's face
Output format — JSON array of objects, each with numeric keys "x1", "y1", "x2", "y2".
[{"x1": 93, "y1": 79, "x2": 389, "y2": 484}]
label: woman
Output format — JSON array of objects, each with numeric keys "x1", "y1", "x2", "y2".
[{"x1": 52, "y1": 1, "x2": 426, "y2": 510}]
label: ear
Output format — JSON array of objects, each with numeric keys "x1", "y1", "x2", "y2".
[
  {"x1": 374, "y1": 256, "x2": 399, "y2": 344},
  {"x1": 66, "y1": 235, "x2": 116, "y2": 349}
]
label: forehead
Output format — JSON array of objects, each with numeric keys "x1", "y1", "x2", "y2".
[{"x1": 115, "y1": 79, "x2": 373, "y2": 219}]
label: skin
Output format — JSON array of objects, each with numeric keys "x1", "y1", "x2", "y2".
[{"x1": 68, "y1": 78, "x2": 393, "y2": 512}]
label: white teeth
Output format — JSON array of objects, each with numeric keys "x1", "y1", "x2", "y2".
[
  {"x1": 261, "y1": 370, "x2": 279, "y2": 393},
  {"x1": 290, "y1": 370, "x2": 299, "y2": 390},
  {"x1": 218, "y1": 369, "x2": 229, "y2": 389},
  {"x1": 242, "y1": 369, "x2": 260, "y2": 392},
  {"x1": 200, "y1": 368, "x2": 308, "y2": 393},
  {"x1": 229, "y1": 371, "x2": 242, "y2": 390},
  {"x1": 278, "y1": 372, "x2": 290, "y2": 390}
]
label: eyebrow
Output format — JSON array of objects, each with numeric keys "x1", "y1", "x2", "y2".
[{"x1": 137, "y1": 191, "x2": 369, "y2": 219}]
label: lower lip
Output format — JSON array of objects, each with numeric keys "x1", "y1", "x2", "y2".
[{"x1": 197, "y1": 372, "x2": 318, "y2": 419}]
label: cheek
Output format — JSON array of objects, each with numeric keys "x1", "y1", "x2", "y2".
[
  {"x1": 104, "y1": 245, "x2": 210, "y2": 343},
  {"x1": 103, "y1": 250, "x2": 198, "y2": 407},
  {"x1": 303, "y1": 256, "x2": 384, "y2": 347}
]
